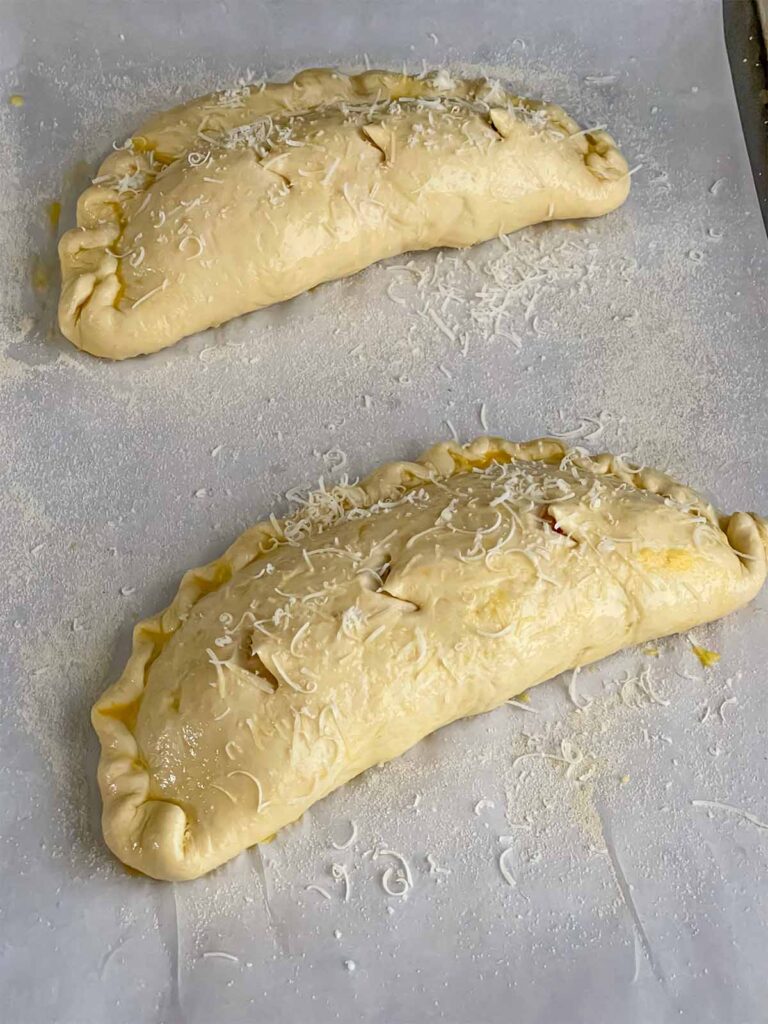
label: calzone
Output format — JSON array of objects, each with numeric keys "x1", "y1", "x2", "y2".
[
  {"x1": 59, "y1": 68, "x2": 630, "y2": 358},
  {"x1": 92, "y1": 437, "x2": 767, "y2": 880}
]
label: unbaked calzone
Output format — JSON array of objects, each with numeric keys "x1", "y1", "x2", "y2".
[
  {"x1": 59, "y1": 68, "x2": 630, "y2": 358},
  {"x1": 92, "y1": 437, "x2": 767, "y2": 880}
]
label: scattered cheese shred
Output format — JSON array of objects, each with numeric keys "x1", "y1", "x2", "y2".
[
  {"x1": 211, "y1": 784, "x2": 236, "y2": 804},
  {"x1": 305, "y1": 884, "x2": 332, "y2": 900},
  {"x1": 568, "y1": 666, "x2": 591, "y2": 709},
  {"x1": 498, "y1": 845, "x2": 517, "y2": 887},
  {"x1": 290, "y1": 621, "x2": 310, "y2": 656},
  {"x1": 692, "y1": 800, "x2": 768, "y2": 831},
  {"x1": 426, "y1": 853, "x2": 451, "y2": 876},
  {"x1": 506, "y1": 698, "x2": 538, "y2": 713},
  {"x1": 130, "y1": 277, "x2": 168, "y2": 309},
  {"x1": 331, "y1": 820, "x2": 358, "y2": 850},
  {"x1": 718, "y1": 696, "x2": 737, "y2": 722},
  {"x1": 331, "y1": 863, "x2": 351, "y2": 902},
  {"x1": 226, "y1": 769, "x2": 268, "y2": 812},
  {"x1": 374, "y1": 848, "x2": 413, "y2": 898}
]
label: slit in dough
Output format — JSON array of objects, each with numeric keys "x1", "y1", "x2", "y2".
[{"x1": 91, "y1": 436, "x2": 768, "y2": 880}]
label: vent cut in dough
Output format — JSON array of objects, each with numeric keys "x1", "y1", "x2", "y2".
[
  {"x1": 92, "y1": 437, "x2": 768, "y2": 880},
  {"x1": 59, "y1": 68, "x2": 630, "y2": 359}
]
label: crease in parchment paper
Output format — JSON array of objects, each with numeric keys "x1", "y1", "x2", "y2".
[{"x1": 595, "y1": 803, "x2": 664, "y2": 986}]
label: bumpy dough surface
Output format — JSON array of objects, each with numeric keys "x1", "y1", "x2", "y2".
[
  {"x1": 59, "y1": 68, "x2": 630, "y2": 358},
  {"x1": 92, "y1": 437, "x2": 768, "y2": 880}
]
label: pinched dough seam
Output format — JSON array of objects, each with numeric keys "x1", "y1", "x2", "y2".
[
  {"x1": 91, "y1": 436, "x2": 767, "y2": 877},
  {"x1": 58, "y1": 68, "x2": 629, "y2": 346}
]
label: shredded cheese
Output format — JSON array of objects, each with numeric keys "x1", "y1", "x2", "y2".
[
  {"x1": 718, "y1": 696, "x2": 737, "y2": 722},
  {"x1": 426, "y1": 853, "x2": 451, "y2": 876},
  {"x1": 226, "y1": 770, "x2": 268, "y2": 812},
  {"x1": 498, "y1": 845, "x2": 517, "y2": 887},
  {"x1": 692, "y1": 800, "x2": 768, "y2": 831},
  {"x1": 331, "y1": 862, "x2": 351, "y2": 902},
  {"x1": 506, "y1": 698, "x2": 538, "y2": 713},
  {"x1": 130, "y1": 278, "x2": 168, "y2": 309},
  {"x1": 331, "y1": 820, "x2": 358, "y2": 850},
  {"x1": 290, "y1": 621, "x2": 310, "y2": 656},
  {"x1": 374, "y1": 847, "x2": 414, "y2": 897},
  {"x1": 305, "y1": 884, "x2": 332, "y2": 900}
]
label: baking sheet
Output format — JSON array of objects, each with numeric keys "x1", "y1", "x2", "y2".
[{"x1": 1, "y1": 1, "x2": 767, "y2": 1022}]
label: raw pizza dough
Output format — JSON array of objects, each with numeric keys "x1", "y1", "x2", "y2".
[
  {"x1": 92, "y1": 436, "x2": 768, "y2": 880},
  {"x1": 59, "y1": 68, "x2": 630, "y2": 359}
]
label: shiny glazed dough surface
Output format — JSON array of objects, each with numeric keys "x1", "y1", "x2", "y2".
[
  {"x1": 91, "y1": 437, "x2": 768, "y2": 880},
  {"x1": 58, "y1": 68, "x2": 630, "y2": 358}
]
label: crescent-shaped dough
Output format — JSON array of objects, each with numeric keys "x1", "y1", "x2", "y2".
[
  {"x1": 59, "y1": 68, "x2": 630, "y2": 359},
  {"x1": 92, "y1": 437, "x2": 768, "y2": 880}
]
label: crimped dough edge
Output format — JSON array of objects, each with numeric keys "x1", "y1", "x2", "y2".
[
  {"x1": 92, "y1": 437, "x2": 767, "y2": 879},
  {"x1": 58, "y1": 67, "x2": 630, "y2": 359}
]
